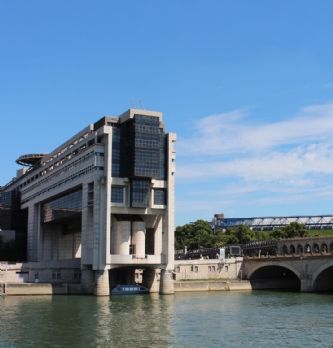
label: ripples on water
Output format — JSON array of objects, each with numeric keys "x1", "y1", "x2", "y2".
[{"x1": 1, "y1": 291, "x2": 333, "y2": 347}]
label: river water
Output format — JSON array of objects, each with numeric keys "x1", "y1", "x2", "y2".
[{"x1": 1, "y1": 291, "x2": 333, "y2": 347}]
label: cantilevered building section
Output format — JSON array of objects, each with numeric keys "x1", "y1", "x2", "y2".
[{"x1": 0, "y1": 109, "x2": 176, "y2": 295}]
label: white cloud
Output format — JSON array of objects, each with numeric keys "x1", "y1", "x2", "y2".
[
  {"x1": 177, "y1": 102, "x2": 333, "y2": 156},
  {"x1": 177, "y1": 142, "x2": 333, "y2": 181},
  {"x1": 175, "y1": 101, "x2": 333, "y2": 222}
]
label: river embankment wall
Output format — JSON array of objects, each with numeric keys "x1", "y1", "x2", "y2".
[
  {"x1": 174, "y1": 257, "x2": 243, "y2": 281},
  {"x1": 173, "y1": 257, "x2": 251, "y2": 292},
  {"x1": 1, "y1": 258, "x2": 249, "y2": 295}
]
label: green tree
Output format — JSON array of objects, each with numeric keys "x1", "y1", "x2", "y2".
[
  {"x1": 175, "y1": 220, "x2": 225, "y2": 250},
  {"x1": 225, "y1": 225, "x2": 256, "y2": 244},
  {"x1": 270, "y1": 222, "x2": 307, "y2": 239}
]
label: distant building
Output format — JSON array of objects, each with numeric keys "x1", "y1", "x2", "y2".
[
  {"x1": 0, "y1": 109, "x2": 176, "y2": 295},
  {"x1": 212, "y1": 213, "x2": 333, "y2": 231}
]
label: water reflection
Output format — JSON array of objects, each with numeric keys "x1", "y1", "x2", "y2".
[
  {"x1": 0, "y1": 294, "x2": 174, "y2": 347},
  {"x1": 2, "y1": 292, "x2": 333, "y2": 347}
]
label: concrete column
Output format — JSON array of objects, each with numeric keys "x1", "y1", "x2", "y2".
[
  {"x1": 94, "y1": 270, "x2": 110, "y2": 296},
  {"x1": 154, "y1": 216, "x2": 162, "y2": 256},
  {"x1": 162, "y1": 133, "x2": 176, "y2": 271},
  {"x1": 143, "y1": 268, "x2": 160, "y2": 293},
  {"x1": 113, "y1": 221, "x2": 131, "y2": 255},
  {"x1": 159, "y1": 269, "x2": 174, "y2": 295},
  {"x1": 81, "y1": 183, "x2": 90, "y2": 265},
  {"x1": 81, "y1": 268, "x2": 94, "y2": 294},
  {"x1": 300, "y1": 278, "x2": 313, "y2": 292},
  {"x1": 104, "y1": 131, "x2": 112, "y2": 265},
  {"x1": 27, "y1": 204, "x2": 39, "y2": 262},
  {"x1": 132, "y1": 221, "x2": 145, "y2": 258}
]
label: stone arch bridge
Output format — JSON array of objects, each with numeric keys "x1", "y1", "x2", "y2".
[{"x1": 243, "y1": 237, "x2": 333, "y2": 292}]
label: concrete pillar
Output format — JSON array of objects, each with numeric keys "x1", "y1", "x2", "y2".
[
  {"x1": 154, "y1": 216, "x2": 162, "y2": 256},
  {"x1": 81, "y1": 183, "x2": 90, "y2": 265},
  {"x1": 81, "y1": 269, "x2": 94, "y2": 294},
  {"x1": 27, "y1": 204, "x2": 40, "y2": 262},
  {"x1": 132, "y1": 221, "x2": 145, "y2": 258},
  {"x1": 301, "y1": 278, "x2": 313, "y2": 292},
  {"x1": 113, "y1": 221, "x2": 131, "y2": 255},
  {"x1": 159, "y1": 269, "x2": 174, "y2": 295},
  {"x1": 94, "y1": 270, "x2": 110, "y2": 296},
  {"x1": 143, "y1": 268, "x2": 160, "y2": 293}
]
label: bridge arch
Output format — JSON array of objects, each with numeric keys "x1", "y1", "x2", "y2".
[
  {"x1": 313, "y1": 243, "x2": 320, "y2": 254},
  {"x1": 321, "y1": 243, "x2": 328, "y2": 254},
  {"x1": 297, "y1": 244, "x2": 303, "y2": 254},
  {"x1": 330, "y1": 242, "x2": 333, "y2": 253},
  {"x1": 312, "y1": 260, "x2": 333, "y2": 292},
  {"x1": 248, "y1": 263, "x2": 301, "y2": 291}
]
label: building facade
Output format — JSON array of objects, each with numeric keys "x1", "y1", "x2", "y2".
[{"x1": 0, "y1": 109, "x2": 176, "y2": 295}]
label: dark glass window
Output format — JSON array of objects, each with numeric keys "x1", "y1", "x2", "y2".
[
  {"x1": 0, "y1": 191, "x2": 12, "y2": 208},
  {"x1": 42, "y1": 190, "x2": 82, "y2": 223},
  {"x1": 154, "y1": 189, "x2": 166, "y2": 205},
  {"x1": 132, "y1": 115, "x2": 166, "y2": 179},
  {"x1": 118, "y1": 114, "x2": 166, "y2": 180},
  {"x1": 112, "y1": 127, "x2": 121, "y2": 177},
  {"x1": 111, "y1": 186, "x2": 124, "y2": 204},
  {"x1": 131, "y1": 179, "x2": 150, "y2": 207}
]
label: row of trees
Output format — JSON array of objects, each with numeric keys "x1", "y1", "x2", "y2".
[{"x1": 175, "y1": 220, "x2": 308, "y2": 251}]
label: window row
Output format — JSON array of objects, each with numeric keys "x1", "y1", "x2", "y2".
[{"x1": 111, "y1": 186, "x2": 166, "y2": 207}]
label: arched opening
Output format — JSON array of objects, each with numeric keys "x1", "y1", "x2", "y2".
[
  {"x1": 314, "y1": 266, "x2": 333, "y2": 292},
  {"x1": 297, "y1": 244, "x2": 303, "y2": 255},
  {"x1": 282, "y1": 245, "x2": 288, "y2": 255},
  {"x1": 249, "y1": 265, "x2": 301, "y2": 291},
  {"x1": 305, "y1": 244, "x2": 311, "y2": 254},
  {"x1": 321, "y1": 243, "x2": 328, "y2": 254},
  {"x1": 109, "y1": 267, "x2": 137, "y2": 290},
  {"x1": 289, "y1": 245, "x2": 295, "y2": 255},
  {"x1": 109, "y1": 266, "x2": 158, "y2": 293},
  {"x1": 313, "y1": 243, "x2": 320, "y2": 254},
  {"x1": 330, "y1": 243, "x2": 333, "y2": 253}
]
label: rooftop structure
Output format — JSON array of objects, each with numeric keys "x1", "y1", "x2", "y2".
[{"x1": 0, "y1": 109, "x2": 176, "y2": 295}]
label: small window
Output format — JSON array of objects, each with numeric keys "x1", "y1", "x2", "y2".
[
  {"x1": 190, "y1": 265, "x2": 194, "y2": 272},
  {"x1": 154, "y1": 189, "x2": 166, "y2": 205},
  {"x1": 111, "y1": 186, "x2": 124, "y2": 204},
  {"x1": 194, "y1": 266, "x2": 198, "y2": 272}
]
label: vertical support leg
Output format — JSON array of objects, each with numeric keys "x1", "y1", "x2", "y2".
[
  {"x1": 160, "y1": 269, "x2": 174, "y2": 295},
  {"x1": 94, "y1": 270, "x2": 110, "y2": 296}
]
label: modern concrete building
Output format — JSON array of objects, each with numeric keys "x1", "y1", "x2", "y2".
[{"x1": 0, "y1": 109, "x2": 176, "y2": 295}]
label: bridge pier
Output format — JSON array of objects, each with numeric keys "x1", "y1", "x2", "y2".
[
  {"x1": 159, "y1": 269, "x2": 174, "y2": 294},
  {"x1": 300, "y1": 278, "x2": 313, "y2": 292},
  {"x1": 94, "y1": 270, "x2": 110, "y2": 296}
]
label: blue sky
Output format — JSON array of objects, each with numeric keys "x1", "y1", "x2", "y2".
[{"x1": 1, "y1": 1, "x2": 333, "y2": 225}]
